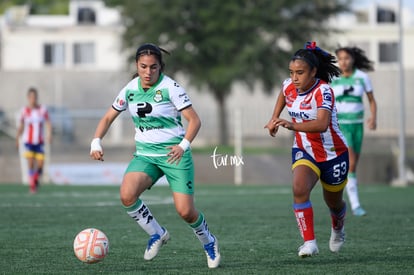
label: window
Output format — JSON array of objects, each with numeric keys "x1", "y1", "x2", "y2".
[
  {"x1": 377, "y1": 7, "x2": 396, "y2": 23},
  {"x1": 77, "y1": 7, "x2": 96, "y2": 24},
  {"x1": 73, "y1": 43, "x2": 95, "y2": 65},
  {"x1": 44, "y1": 43, "x2": 65, "y2": 66},
  {"x1": 379, "y1": 42, "x2": 398, "y2": 63}
]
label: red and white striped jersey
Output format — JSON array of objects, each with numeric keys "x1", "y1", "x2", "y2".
[
  {"x1": 19, "y1": 105, "x2": 49, "y2": 145},
  {"x1": 282, "y1": 78, "x2": 348, "y2": 162}
]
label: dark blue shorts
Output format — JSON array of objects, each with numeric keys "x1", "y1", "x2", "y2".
[
  {"x1": 292, "y1": 148, "x2": 349, "y2": 192},
  {"x1": 24, "y1": 143, "x2": 45, "y2": 160}
]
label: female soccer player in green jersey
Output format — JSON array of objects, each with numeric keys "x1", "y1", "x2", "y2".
[
  {"x1": 331, "y1": 46, "x2": 378, "y2": 216},
  {"x1": 90, "y1": 43, "x2": 220, "y2": 268}
]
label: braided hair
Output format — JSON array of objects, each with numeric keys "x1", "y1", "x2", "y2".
[
  {"x1": 335, "y1": 46, "x2": 374, "y2": 72},
  {"x1": 291, "y1": 42, "x2": 340, "y2": 83}
]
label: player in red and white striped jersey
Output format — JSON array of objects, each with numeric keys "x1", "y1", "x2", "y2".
[
  {"x1": 265, "y1": 42, "x2": 349, "y2": 257},
  {"x1": 16, "y1": 88, "x2": 52, "y2": 193}
]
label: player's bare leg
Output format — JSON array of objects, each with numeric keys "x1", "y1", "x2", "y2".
[{"x1": 121, "y1": 172, "x2": 169, "y2": 260}]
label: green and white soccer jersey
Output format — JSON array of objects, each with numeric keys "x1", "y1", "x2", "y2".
[
  {"x1": 331, "y1": 69, "x2": 373, "y2": 124},
  {"x1": 112, "y1": 74, "x2": 192, "y2": 156}
]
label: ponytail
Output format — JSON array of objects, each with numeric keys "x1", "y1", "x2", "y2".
[{"x1": 291, "y1": 42, "x2": 340, "y2": 83}]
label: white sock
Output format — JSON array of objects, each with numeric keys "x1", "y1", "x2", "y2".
[
  {"x1": 125, "y1": 199, "x2": 163, "y2": 236},
  {"x1": 190, "y1": 213, "x2": 215, "y2": 245},
  {"x1": 346, "y1": 176, "x2": 361, "y2": 210}
]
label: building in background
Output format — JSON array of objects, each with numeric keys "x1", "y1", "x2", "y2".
[
  {"x1": 0, "y1": 0, "x2": 413, "y2": 145},
  {"x1": 328, "y1": 1, "x2": 414, "y2": 137},
  {"x1": 1, "y1": 0, "x2": 124, "y2": 71},
  {"x1": 0, "y1": 0, "x2": 129, "y2": 145}
]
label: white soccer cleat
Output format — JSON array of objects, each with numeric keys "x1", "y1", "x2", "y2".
[
  {"x1": 144, "y1": 228, "x2": 170, "y2": 260},
  {"x1": 203, "y1": 235, "x2": 221, "y2": 268},
  {"x1": 329, "y1": 227, "x2": 345, "y2": 253},
  {"x1": 298, "y1": 240, "x2": 319, "y2": 257}
]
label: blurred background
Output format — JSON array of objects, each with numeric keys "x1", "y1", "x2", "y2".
[{"x1": 0, "y1": 0, "x2": 412, "y2": 186}]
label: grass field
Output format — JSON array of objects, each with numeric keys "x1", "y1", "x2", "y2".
[{"x1": 0, "y1": 183, "x2": 413, "y2": 275}]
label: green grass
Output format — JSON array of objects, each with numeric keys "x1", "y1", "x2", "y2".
[{"x1": 0, "y1": 183, "x2": 413, "y2": 274}]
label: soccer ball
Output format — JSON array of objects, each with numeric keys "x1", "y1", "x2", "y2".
[{"x1": 73, "y1": 228, "x2": 109, "y2": 264}]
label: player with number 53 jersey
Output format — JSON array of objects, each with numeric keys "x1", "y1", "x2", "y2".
[{"x1": 265, "y1": 42, "x2": 349, "y2": 258}]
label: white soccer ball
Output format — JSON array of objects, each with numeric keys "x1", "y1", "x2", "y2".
[{"x1": 73, "y1": 228, "x2": 109, "y2": 264}]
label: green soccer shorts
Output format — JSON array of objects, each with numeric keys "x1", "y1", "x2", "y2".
[
  {"x1": 340, "y1": 123, "x2": 364, "y2": 154},
  {"x1": 125, "y1": 150, "x2": 195, "y2": 194}
]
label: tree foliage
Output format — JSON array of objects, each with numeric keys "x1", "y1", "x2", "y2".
[
  {"x1": 0, "y1": 0, "x2": 69, "y2": 14},
  {"x1": 105, "y1": 0, "x2": 350, "y2": 144}
]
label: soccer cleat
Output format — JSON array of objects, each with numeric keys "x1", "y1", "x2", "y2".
[
  {"x1": 143, "y1": 227, "x2": 170, "y2": 260},
  {"x1": 204, "y1": 235, "x2": 221, "y2": 268},
  {"x1": 298, "y1": 240, "x2": 319, "y2": 257},
  {"x1": 329, "y1": 227, "x2": 345, "y2": 253},
  {"x1": 353, "y1": 207, "x2": 367, "y2": 216}
]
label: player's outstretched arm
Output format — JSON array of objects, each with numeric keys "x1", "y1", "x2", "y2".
[{"x1": 90, "y1": 107, "x2": 121, "y2": 161}]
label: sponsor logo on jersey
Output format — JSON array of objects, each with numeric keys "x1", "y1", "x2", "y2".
[
  {"x1": 179, "y1": 92, "x2": 190, "y2": 104},
  {"x1": 139, "y1": 125, "x2": 165, "y2": 132},
  {"x1": 153, "y1": 90, "x2": 163, "y2": 102},
  {"x1": 288, "y1": 110, "x2": 310, "y2": 120}
]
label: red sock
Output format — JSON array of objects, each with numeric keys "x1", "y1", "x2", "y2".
[
  {"x1": 34, "y1": 172, "x2": 39, "y2": 187},
  {"x1": 294, "y1": 202, "x2": 315, "y2": 241},
  {"x1": 29, "y1": 174, "x2": 36, "y2": 193}
]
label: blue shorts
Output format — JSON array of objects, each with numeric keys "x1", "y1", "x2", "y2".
[
  {"x1": 292, "y1": 148, "x2": 349, "y2": 192},
  {"x1": 24, "y1": 143, "x2": 45, "y2": 160}
]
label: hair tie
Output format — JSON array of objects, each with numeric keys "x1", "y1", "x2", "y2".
[{"x1": 304, "y1": 41, "x2": 328, "y2": 56}]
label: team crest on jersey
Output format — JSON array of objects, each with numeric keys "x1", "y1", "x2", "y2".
[
  {"x1": 153, "y1": 90, "x2": 163, "y2": 102},
  {"x1": 300, "y1": 93, "x2": 313, "y2": 110}
]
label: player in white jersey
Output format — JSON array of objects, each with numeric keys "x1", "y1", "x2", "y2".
[
  {"x1": 90, "y1": 43, "x2": 220, "y2": 268},
  {"x1": 16, "y1": 87, "x2": 52, "y2": 193},
  {"x1": 331, "y1": 46, "x2": 377, "y2": 216},
  {"x1": 265, "y1": 42, "x2": 349, "y2": 257}
]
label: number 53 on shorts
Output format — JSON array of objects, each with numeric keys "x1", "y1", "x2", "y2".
[{"x1": 320, "y1": 152, "x2": 349, "y2": 185}]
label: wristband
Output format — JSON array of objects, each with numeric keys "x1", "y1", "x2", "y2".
[
  {"x1": 178, "y1": 138, "x2": 191, "y2": 151},
  {"x1": 90, "y1": 138, "x2": 103, "y2": 154}
]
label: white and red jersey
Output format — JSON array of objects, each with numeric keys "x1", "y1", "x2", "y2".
[
  {"x1": 19, "y1": 105, "x2": 50, "y2": 145},
  {"x1": 282, "y1": 78, "x2": 348, "y2": 162}
]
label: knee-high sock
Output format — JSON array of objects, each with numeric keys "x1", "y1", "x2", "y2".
[
  {"x1": 330, "y1": 202, "x2": 346, "y2": 230},
  {"x1": 346, "y1": 173, "x2": 361, "y2": 210},
  {"x1": 29, "y1": 169, "x2": 36, "y2": 190},
  {"x1": 293, "y1": 201, "x2": 315, "y2": 242},
  {"x1": 189, "y1": 212, "x2": 215, "y2": 245},
  {"x1": 124, "y1": 199, "x2": 163, "y2": 236}
]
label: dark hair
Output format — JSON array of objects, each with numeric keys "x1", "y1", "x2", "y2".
[
  {"x1": 27, "y1": 87, "x2": 38, "y2": 96},
  {"x1": 291, "y1": 42, "x2": 340, "y2": 83},
  {"x1": 135, "y1": 43, "x2": 170, "y2": 72},
  {"x1": 335, "y1": 46, "x2": 374, "y2": 72}
]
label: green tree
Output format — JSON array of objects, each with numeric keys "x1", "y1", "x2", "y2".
[
  {"x1": 111, "y1": 0, "x2": 351, "y2": 144},
  {"x1": 0, "y1": 0, "x2": 68, "y2": 14}
]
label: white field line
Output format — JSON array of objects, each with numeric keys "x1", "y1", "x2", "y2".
[{"x1": 0, "y1": 192, "x2": 174, "y2": 208}]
